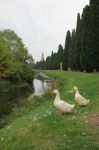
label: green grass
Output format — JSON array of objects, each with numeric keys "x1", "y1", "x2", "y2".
[{"x1": 0, "y1": 70, "x2": 99, "y2": 150}]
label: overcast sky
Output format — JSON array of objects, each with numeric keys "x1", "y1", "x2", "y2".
[{"x1": 0, "y1": 0, "x2": 89, "y2": 62}]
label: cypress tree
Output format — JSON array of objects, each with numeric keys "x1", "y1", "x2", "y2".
[
  {"x1": 57, "y1": 44, "x2": 64, "y2": 68},
  {"x1": 80, "y1": 5, "x2": 91, "y2": 71},
  {"x1": 90, "y1": 0, "x2": 98, "y2": 5},
  {"x1": 36, "y1": 0, "x2": 99, "y2": 72},
  {"x1": 69, "y1": 29, "x2": 76, "y2": 70},
  {"x1": 63, "y1": 30, "x2": 71, "y2": 70},
  {"x1": 46, "y1": 56, "x2": 51, "y2": 70},
  {"x1": 75, "y1": 13, "x2": 81, "y2": 70},
  {"x1": 53, "y1": 53, "x2": 58, "y2": 69},
  {"x1": 89, "y1": 0, "x2": 99, "y2": 71},
  {"x1": 81, "y1": 0, "x2": 99, "y2": 72},
  {"x1": 50, "y1": 51, "x2": 54, "y2": 70}
]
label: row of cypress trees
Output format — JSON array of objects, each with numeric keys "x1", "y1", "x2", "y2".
[{"x1": 36, "y1": 0, "x2": 99, "y2": 72}]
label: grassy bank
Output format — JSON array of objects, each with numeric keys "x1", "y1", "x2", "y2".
[{"x1": 0, "y1": 70, "x2": 99, "y2": 150}]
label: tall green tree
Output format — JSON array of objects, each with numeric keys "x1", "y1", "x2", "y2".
[
  {"x1": 80, "y1": 5, "x2": 91, "y2": 71},
  {"x1": 57, "y1": 44, "x2": 64, "y2": 67},
  {"x1": 36, "y1": 0, "x2": 99, "y2": 72},
  {"x1": 69, "y1": 29, "x2": 76, "y2": 70},
  {"x1": 46, "y1": 56, "x2": 51, "y2": 69},
  {"x1": 49, "y1": 51, "x2": 58, "y2": 70},
  {"x1": 89, "y1": 0, "x2": 99, "y2": 71},
  {"x1": 63, "y1": 30, "x2": 71, "y2": 70},
  {"x1": 80, "y1": 0, "x2": 99, "y2": 72},
  {"x1": 75, "y1": 13, "x2": 81, "y2": 70}
]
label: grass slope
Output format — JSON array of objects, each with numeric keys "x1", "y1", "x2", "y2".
[{"x1": 0, "y1": 71, "x2": 99, "y2": 150}]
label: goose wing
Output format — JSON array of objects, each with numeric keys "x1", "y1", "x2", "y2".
[
  {"x1": 77, "y1": 93, "x2": 88, "y2": 102},
  {"x1": 55, "y1": 100, "x2": 73, "y2": 110},
  {"x1": 75, "y1": 93, "x2": 89, "y2": 105}
]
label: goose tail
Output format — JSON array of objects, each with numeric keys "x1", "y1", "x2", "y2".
[
  {"x1": 72, "y1": 104, "x2": 75, "y2": 109},
  {"x1": 87, "y1": 99, "x2": 90, "y2": 104}
]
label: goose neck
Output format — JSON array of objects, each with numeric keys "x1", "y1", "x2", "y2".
[
  {"x1": 55, "y1": 93, "x2": 60, "y2": 101},
  {"x1": 75, "y1": 90, "x2": 79, "y2": 94}
]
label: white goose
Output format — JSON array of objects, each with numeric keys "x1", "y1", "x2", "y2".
[
  {"x1": 52, "y1": 89, "x2": 75, "y2": 114},
  {"x1": 69, "y1": 86, "x2": 89, "y2": 106}
]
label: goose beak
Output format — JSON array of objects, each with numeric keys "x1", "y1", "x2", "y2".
[{"x1": 51, "y1": 91, "x2": 55, "y2": 95}]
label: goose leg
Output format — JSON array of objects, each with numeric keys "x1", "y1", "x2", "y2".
[{"x1": 59, "y1": 112, "x2": 64, "y2": 115}]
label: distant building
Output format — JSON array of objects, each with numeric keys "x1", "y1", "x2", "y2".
[{"x1": 41, "y1": 52, "x2": 45, "y2": 61}]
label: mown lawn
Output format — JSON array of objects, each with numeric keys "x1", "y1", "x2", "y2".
[{"x1": 0, "y1": 71, "x2": 99, "y2": 150}]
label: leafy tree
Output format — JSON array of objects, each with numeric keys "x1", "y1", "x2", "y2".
[
  {"x1": 0, "y1": 32, "x2": 13, "y2": 78},
  {"x1": 0, "y1": 29, "x2": 34, "y2": 80},
  {"x1": 0, "y1": 29, "x2": 34, "y2": 116}
]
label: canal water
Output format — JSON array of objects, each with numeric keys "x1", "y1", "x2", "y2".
[
  {"x1": 28, "y1": 79, "x2": 52, "y2": 99},
  {"x1": 0, "y1": 78, "x2": 52, "y2": 117}
]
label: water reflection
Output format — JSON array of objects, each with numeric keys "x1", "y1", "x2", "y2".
[
  {"x1": 33, "y1": 79, "x2": 44, "y2": 96},
  {"x1": 28, "y1": 79, "x2": 52, "y2": 100},
  {"x1": 33, "y1": 79, "x2": 52, "y2": 96}
]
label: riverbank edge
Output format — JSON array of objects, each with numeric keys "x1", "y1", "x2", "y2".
[{"x1": 0, "y1": 71, "x2": 63, "y2": 129}]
